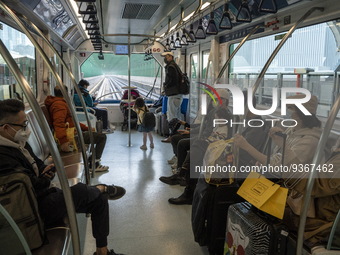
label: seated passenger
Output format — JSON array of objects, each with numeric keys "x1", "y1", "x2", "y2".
[
  {"x1": 283, "y1": 142, "x2": 340, "y2": 247},
  {"x1": 74, "y1": 79, "x2": 111, "y2": 132},
  {"x1": 45, "y1": 85, "x2": 109, "y2": 172},
  {"x1": 166, "y1": 89, "x2": 230, "y2": 170},
  {"x1": 234, "y1": 94, "x2": 321, "y2": 170},
  {"x1": 0, "y1": 99, "x2": 125, "y2": 255}
]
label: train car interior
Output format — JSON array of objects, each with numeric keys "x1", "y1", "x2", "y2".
[{"x1": 0, "y1": 0, "x2": 339, "y2": 255}]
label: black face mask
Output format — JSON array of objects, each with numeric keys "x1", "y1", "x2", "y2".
[{"x1": 164, "y1": 58, "x2": 168, "y2": 64}]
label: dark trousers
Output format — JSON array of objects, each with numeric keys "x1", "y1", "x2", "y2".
[
  {"x1": 171, "y1": 133, "x2": 190, "y2": 156},
  {"x1": 39, "y1": 183, "x2": 109, "y2": 247},
  {"x1": 83, "y1": 131, "x2": 107, "y2": 160},
  {"x1": 93, "y1": 107, "x2": 109, "y2": 129},
  {"x1": 177, "y1": 138, "x2": 191, "y2": 169}
]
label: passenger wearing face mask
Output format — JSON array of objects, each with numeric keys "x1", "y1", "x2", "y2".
[
  {"x1": 160, "y1": 51, "x2": 183, "y2": 142},
  {"x1": 0, "y1": 99, "x2": 126, "y2": 255}
]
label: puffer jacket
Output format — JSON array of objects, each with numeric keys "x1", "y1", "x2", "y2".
[
  {"x1": 44, "y1": 96, "x2": 88, "y2": 145},
  {"x1": 163, "y1": 60, "x2": 180, "y2": 96}
]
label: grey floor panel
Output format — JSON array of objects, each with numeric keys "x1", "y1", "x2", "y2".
[{"x1": 79, "y1": 130, "x2": 210, "y2": 255}]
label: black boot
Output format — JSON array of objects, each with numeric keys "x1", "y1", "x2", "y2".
[
  {"x1": 168, "y1": 187, "x2": 193, "y2": 205},
  {"x1": 159, "y1": 174, "x2": 186, "y2": 186}
]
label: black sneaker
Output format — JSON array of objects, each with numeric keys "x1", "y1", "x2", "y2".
[
  {"x1": 104, "y1": 185, "x2": 126, "y2": 200},
  {"x1": 159, "y1": 174, "x2": 182, "y2": 185}
]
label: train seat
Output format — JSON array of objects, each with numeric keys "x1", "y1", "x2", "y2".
[
  {"x1": 26, "y1": 108, "x2": 87, "y2": 185},
  {"x1": 32, "y1": 227, "x2": 70, "y2": 255}
]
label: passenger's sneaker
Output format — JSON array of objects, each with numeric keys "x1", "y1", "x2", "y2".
[
  {"x1": 93, "y1": 249, "x2": 125, "y2": 255},
  {"x1": 150, "y1": 143, "x2": 154, "y2": 149},
  {"x1": 171, "y1": 163, "x2": 177, "y2": 169},
  {"x1": 102, "y1": 129, "x2": 114, "y2": 134},
  {"x1": 102, "y1": 184, "x2": 126, "y2": 200},
  {"x1": 159, "y1": 174, "x2": 185, "y2": 186},
  {"x1": 95, "y1": 164, "x2": 109, "y2": 172},
  {"x1": 167, "y1": 155, "x2": 177, "y2": 164},
  {"x1": 140, "y1": 145, "x2": 147, "y2": 150}
]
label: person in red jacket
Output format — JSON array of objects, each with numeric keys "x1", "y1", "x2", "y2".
[{"x1": 45, "y1": 85, "x2": 109, "y2": 172}]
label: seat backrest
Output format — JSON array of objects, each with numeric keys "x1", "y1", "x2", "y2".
[{"x1": 26, "y1": 109, "x2": 50, "y2": 160}]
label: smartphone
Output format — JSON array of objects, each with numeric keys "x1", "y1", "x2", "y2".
[{"x1": 40, "y1": 166, "x2": 56, "y2": 177}]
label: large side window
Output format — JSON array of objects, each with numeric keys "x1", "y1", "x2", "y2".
[
  {"x1": 0, "y1": 23, "x2": 36, "y2": 100},
  {"x1": 228, "y1": 21, "x2": 340, "y2": 118}
]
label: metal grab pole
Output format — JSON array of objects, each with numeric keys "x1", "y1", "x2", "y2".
[
  {"x1": 128, "y1": 35, "x2": 132, "y2": 147},
  {"x1": 296, "y1": 95, "x2": 340, "y2": 254},
  {"x1": 0, "y1": 3, "x2": 88, "y2": 184},
  {"x1": 215, "y1": 24, "x2": 265, "y2": 83},
  {"x1": 0, "y1": 40, "x2": 81, "y2": 255},
  {"x1": 247, "y1": 7, "x2": 324, "y2": 102},
  {"x1": 16, "y1": 13, "x2": 94, "y2": 183},
  {"x1": 0, "y1": 2, "x2": 91, "y2": 185}
]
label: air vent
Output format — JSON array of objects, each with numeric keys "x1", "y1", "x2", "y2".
[{"x1": 122, "y1": 3, "x2": 159, "y2": 20}]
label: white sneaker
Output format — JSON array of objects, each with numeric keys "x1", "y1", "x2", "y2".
[{"x1": 167, "y1": 155, "x2": 177, "y2": 164}]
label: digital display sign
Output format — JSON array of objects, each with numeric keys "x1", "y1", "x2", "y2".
[{"x1": 115, "y1": 45, "x2": 129, "y2": 55}]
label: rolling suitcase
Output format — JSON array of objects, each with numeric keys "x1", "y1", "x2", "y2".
[
  {"x1": 207, "y1": 183, "x2": 244, "y2": 255},
  {"x1": 225, "y1": 202, "x2": 289, "y2": 255},
  {"x1": 161, "y1": 113, "x2": 169, "y2": 137}
]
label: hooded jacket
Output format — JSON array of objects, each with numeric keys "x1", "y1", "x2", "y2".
[
  {"x1": 44, "y1": 96, "x2": 88, "y2": 145},
  {"x1": 163, "y1": 60, "x2": 180, "y2": 96}
]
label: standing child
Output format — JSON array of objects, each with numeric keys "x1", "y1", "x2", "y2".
[{"x1": 134, "y1": 97, "x2": 154, "y2": 150}]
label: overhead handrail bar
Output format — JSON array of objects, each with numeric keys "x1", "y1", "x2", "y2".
[
  {"x1": 0, "y1": 2, "x2": 90, "y2": 186},
  {"x1": 0, "y1": 39, "x2": 81, "y2": 255},
  {"x1": 17, "y1": 13, "x2": 95, "y2": 182},
  {"x1": 296, "y1": 94, "x2": 340, "y2": 254},
  {"x1": 198, "y1": 24, "x2": 264, "y2": 138}
]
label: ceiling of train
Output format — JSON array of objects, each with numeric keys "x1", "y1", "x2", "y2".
[
  {"x1": 99, "y1": 0, "x2": 295, "y2": 45},
  {"x1": 0, "y1": 0, "x2": 303, "y2": 50}
]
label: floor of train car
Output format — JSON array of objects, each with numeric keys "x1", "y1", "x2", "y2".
[{"x1": 73, "y1": 129, "x2": 209, "y2": 255}]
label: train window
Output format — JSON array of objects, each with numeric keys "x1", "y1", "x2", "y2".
[
  {"x1": 202, "y1": 50, "x2": 209, "y2": 80},
  {"x1": 228, "y1": 21, "x2": 340, "y2": 118},
  {"x1": 190, "y1": 53, "x2": 199, "y2": 117},
  {"x1": 80, "y1": 52, "x2": 161, "y2": 101},
  {"x1": 0, "y1": 22, "x2": 36, "y2": 100}
]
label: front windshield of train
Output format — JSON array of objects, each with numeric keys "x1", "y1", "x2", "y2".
[{"x1": 81, "y1": 52, "x2": 161, "y2": 102}]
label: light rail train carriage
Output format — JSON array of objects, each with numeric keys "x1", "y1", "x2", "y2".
[{"x1": 0, "y1": 0, "x2": 339, "y2": 254}]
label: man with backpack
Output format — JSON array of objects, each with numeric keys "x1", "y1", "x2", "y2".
[
  {"x1": 0, "y1": 99, "x2": 125, "y2": 255},
  {"x1": 161, "y1": 51, "x2": 188, "y2": 143}
]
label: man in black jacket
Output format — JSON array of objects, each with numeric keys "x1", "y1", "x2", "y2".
[
  {"x1": 161, "y1": 51, "x2": 183, "y2": 142},
  {"x1": 0, "y1": 99, "x2": 125, "y2": 255}
]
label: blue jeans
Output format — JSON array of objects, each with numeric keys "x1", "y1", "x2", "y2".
[{"x1": 167, "y1": 94, "x2": 183, "y2": 121}]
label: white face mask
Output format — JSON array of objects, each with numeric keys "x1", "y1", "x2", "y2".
[{"x1": 9, "y1": 125, "x2": 31, "y2": 146}]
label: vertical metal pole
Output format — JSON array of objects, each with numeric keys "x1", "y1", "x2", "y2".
[{"x1": 128, "y1": 35, "x2": 132, "y2": 147}]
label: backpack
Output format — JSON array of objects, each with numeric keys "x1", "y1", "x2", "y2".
[
  {"x1": 172, "y1": 63, "x2": 190, "y2": 95},
  {"x1": 142, "y1": 111, "x2": 156, "y2": 129},
  {"x1": 0, "y1": 170, "x2": 45, "y2": 250}
]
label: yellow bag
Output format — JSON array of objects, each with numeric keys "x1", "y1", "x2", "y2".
[
  {"x1": 237, "y1": 172, "x2": 288, "y2": 219},
  {"x1": 54, "y1": 122, "x2": 78, "y2": 152},
  {"x1": 203, "y1": 139, "x2": 234, "y2": 186}
]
